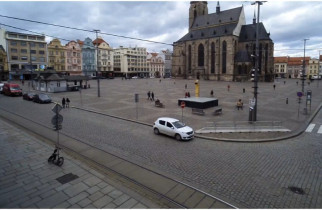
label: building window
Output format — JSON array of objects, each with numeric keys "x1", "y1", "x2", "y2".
[
  {"x1": 39, "y1": 57, "x2": 45, "y2": 62},
  {"x1": 211, "y1": 42, "x2": 215, "y2": 74},
  {"x1": 21, "y1": 56, "x2": 28, "y2": 61},
  {"x1": 20, "y1": 41, "x2": 27, "y2": 46},
  {"x1": 11, "y1": 56, "x2": 18, "y2": 60},
  {"x1": 11, "y1": 48, "x2": 18, "y2": 53},
  {"x1": 21, "y1": 49, "x2": 28, "y2": 54},
  {"x1": 39, "y1": 43, "x2": 45, "y2": 48},
  {"x1": 188, "y1": 45, "x2": 192, "y2": 74},
  {"x1": 31, "y1": 50, "x2": 36, "y2": 54},
  {"x1": 10, "y1": 41, "x2": 17, "y2": 46},
  {"x1": 222, "y1": 41, "x2": 227, "y2": 74},
  {"x1": 29, "y1": 43, "x2": 36, "y2": 47},
  {"x1": 39, "y1": 51, "x2": 45, "y2": 55},
  {"x1": 31, "y1": 57, "x2": 37, "y2": 61},
  {"x1": 198, "y1": 44, "x2": 204, "y2": 67}
]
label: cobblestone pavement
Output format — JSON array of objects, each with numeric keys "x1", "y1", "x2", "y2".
[
  {"x1": 0, "y1": 118, "x2": 160, "y2": 209},
  {"x1": 1, "y1": 78, "x2": 322, "y2": 208}
]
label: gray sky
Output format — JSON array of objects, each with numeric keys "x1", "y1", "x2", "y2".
[{"x1": 0, "y1": 1, "x2": 322, "y2": 58}]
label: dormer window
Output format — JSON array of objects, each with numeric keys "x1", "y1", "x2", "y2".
[
  {"x1": 201, "y1": 32, "x2": 204, "y2": 37},
  {"x1": 213, "y1": 30, "x2": 216, "y2": 35},
  {"x1": 190, "y1": 34, "x2": 193, "y2": 38}
]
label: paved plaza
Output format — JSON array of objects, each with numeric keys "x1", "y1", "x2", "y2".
[
  {"x1": 48, "y1": 77, "x2": 322, "y2": 140},
  {"x1": 1, "y1": 77, "x2": 321, "y2": 208}
]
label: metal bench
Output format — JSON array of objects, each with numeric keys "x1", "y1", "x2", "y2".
[
  {"x1": 213, "y1": 106, "x2": 222, "y2": 115},
  {"x1": 192, "y1": 108, "x2": 205, "y2": 115}
]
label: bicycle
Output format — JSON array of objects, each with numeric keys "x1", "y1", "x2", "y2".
[{"x1": 48, "y1": 145, "x2": 64, "y2": 166}]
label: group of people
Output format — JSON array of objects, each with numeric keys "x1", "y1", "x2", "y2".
[
  {"x1": 62, "y1": 97, "x2": 70, "y2": 108},
  {"x1": 147, "y1": 91, "x2": 155, "y2": 101}
]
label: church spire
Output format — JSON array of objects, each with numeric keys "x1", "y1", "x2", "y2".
[{"x1": 216, "y1": 1, "x2": 220, "y2": 14}]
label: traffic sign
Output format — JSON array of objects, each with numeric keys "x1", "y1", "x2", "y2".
[
  {"x1": 54, "y1": 124, "x2": 62, "y2": 131},
  {"x1": 52, "y1": 103, "x2": 63, "y2": 114},
  {"x1": 181, "y1": 101, "x2": 185, "y2": 109},
  {"x1": 51, "y1": 114, "x2": 63, "y2": 125},
  {"x1": 297, "y1": 92, "x2": 303, "y2": 97}
]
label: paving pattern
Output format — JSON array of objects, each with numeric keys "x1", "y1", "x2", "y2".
[
  {"x1": 0, "y1": 119, "x2": 158, "y2": 209},
  {"x1": 1, "y1": 78, "x2": 321, "y2": 208}
]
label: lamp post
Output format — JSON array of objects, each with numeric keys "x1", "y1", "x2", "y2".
[
  {"x1": 318, "y1": 50, "x2": 321, "y2": 88},
  {"x1": 251, "y1": 1, "x2": 265, "y2": 122},
  {"x1": 301, "y1": 38, "x2": 309, "y2": 94},
  {"x1": 93, "y1": 29, "x2": 101, "y2": 97}
]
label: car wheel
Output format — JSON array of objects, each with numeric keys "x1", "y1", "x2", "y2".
[
  {"x1": 154, "y1": 128, "x2": 160, "y2": 135},
  {"x1": 175, "y1": 134, "x2": 182, "y2": 141}
]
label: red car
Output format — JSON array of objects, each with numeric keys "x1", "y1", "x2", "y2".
[{"x1": 3, "y1": 83, "x2": 22, "y2": 96}]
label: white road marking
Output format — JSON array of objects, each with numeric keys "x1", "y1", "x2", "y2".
[
  {"x1": 317, "y1": 125, "x2": 322, "y2": 134},
  {"x1": 305, "y1": 124, "x2": 316, "y2": 133}
]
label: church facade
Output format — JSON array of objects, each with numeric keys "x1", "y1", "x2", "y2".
[{"x1": 172, "y1": 1, "x2": 274, "y2": 82}]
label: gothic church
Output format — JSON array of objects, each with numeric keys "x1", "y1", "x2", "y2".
[{"x1": 172, "y1": 1, "x2": 274, "y2": 82}]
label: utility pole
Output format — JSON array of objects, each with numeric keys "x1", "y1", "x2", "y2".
[
  {"x1": 94, "y1": 29, "x2": 101, "y2": 97},
  {"x1": 301, "y1": 38, "x2": 309, "y2": 94},
  {"x1": 251, "y1": 1, "x2": 265, "y2": 122}
]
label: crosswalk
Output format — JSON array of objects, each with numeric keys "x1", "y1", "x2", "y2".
[{"x1": 305, "y1": 124, "x2": 322, "y2": 134}]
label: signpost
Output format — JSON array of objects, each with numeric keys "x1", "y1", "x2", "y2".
[
  {"x1": 135, "y1": 94, "x2": 139, "y2": 120},
  {"x1": 181, "y1": 101, "x2": 185, "y2": 122},
  {"x1": 49, "y1": 103, "x2": 64, "y2": 166},
  {"x1": 297, "y1": 92, "x2": 303, "y2": 118}
]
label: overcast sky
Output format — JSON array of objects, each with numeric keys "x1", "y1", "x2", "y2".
[{"x1": 0, "y1": 1, "x2": 322, "y2": 58}]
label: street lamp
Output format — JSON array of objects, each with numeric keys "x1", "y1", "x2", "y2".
[
  {"x1": 93, "y1": 29, "x2": 101, "y2": 97},
  {"x1": 250, "y1": 1, "x2": 265, "y2": 122},
  {"x1": 301, "y1": 38, "x2": 309, "y2": 94}
]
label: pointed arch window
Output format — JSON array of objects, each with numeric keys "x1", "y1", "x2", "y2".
[
  {"x1": 188, "y1": 45, "x2": 192, "y2": 74},
  {"x1": 222, "y1": 41, "x2": 227, "y2": 74},
  {"x1": 211, "y1": 42, "x2": 215, "y2": 73},
  {"x1": 198, "y1": 44, "x2": 204, "y2": 67}
]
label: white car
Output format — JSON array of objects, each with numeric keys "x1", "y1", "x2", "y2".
[
  {"x1": 153, "y1": 117, "x2": 194, "y2": 141},
  {"x1": 0, "y1": 83, "x2": 4, "y2": 93}
]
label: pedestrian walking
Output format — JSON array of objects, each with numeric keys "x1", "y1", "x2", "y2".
[
  {"x1": 62, "y1": 97, "x2": 66, "y2": 108},
  {"x1": 273, "y1": 84, "x2": 276, "y2": 90},
  {"x1": 227, "y1": 84, "x2": 230, "y2": 91},
  {"x1": 185, "y1": 84, "x2": 187, "y2": 89},
  {"x1": 296, "y1": 81, "x2": 298, "y2": 85},
  {"x1": 151, "y1": 92, "x2": 155, "y2": 101},
  {"x1": 66, "y1": 98, "x2": 70, "y2": 108},
  {"x1": 243, "y1": 88, "x2": 245, "y2": 93},
  {"x1": 147, "y1": 91, "x2": 151, "y2": 100},
  {"x1": 284, "y1": 81, "x2": 286, "y2": 85},
  {"x1": 210, "y1": 90, "x2": 214, "y2": 97},
  {"x1": 187, "y1": 92, "x2": 190, "y2": 97}
]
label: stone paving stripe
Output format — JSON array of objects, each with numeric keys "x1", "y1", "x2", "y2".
[
  {"x1": 88, "y1": 191, "x2": 104, "y2": 202},
  {"x1": 83, "y1": 176, "x2": 102, "y2": 187},
  {"x1": 165, "y1": 184, "x2": 186, "y2": 198},
  {"x1": 184, "y1": 191, "x2": 206, "y2": 208},
  {"x1": 77, "y1": 197, "x2": 92, "y2": 208},
  {"x1": 211, "y1": 200, "x2": 234, "y2": 209},
  {"x1": 113, "y1": 194, "x2": 130, "y2": 206},
  {"x1": 194, "y1": 196, "x2": 215, "y2": 209},
  {"x1": 67, "y1": 191, "x2": 89, "y2": 205},
  {"x1": 111, "y1": 160, "x2": 141, "y2": 174},
  {"x1": 132, "y1": 203, "x2": 148, "y2": 209},
  {"x1": 174, "y1": 187, "x2": 195, "y2": 204},
  {"x1": 129, "y1": 168, "x2": 177, "y2": 195},
  {"x1": 317, "y1": 125, "x2": 322, "y2": 134},
  {"x1": 305, "y1": 124, "x2": 316, "y2": 132}
]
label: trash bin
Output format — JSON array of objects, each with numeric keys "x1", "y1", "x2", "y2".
[{"x1": 249, "y1": 107, "x2": 254, "y2": 122}]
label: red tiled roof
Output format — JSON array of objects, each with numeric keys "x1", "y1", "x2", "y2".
[
  {"x1": 274, "y1": 56, "x2": 288, "y2": 63},
  {"x1": 288, "y1": 57, "x2": 310, "y2": 65},
  {"x1": 92, "y1": 37, "x2": 107, "y2": 46}
]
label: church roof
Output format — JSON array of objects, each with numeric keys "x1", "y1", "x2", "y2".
[
  {"x1": 176, "y1": 7, "x2": 243, "y2": 43},
  {"x1": 177, "y1": 23, "x2": 238, "y2": 42},
  {"x1": 239, "y1": 23, "x2": 271, "y2": 42},
  {"x1": 191, "y1": 7, "x2": 243, "y2": 29}
]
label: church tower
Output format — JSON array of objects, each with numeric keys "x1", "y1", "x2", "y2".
[{"x1": 189, "y1": 1, "x2": 208, "y2": 30}]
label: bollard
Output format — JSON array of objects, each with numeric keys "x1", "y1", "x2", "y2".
[
  {"x1": 286, "y1": 98, "x2": 288, "y2": 104},
  {"x1": 243, "y1": 88, "x2": 245, "y2": 93}
]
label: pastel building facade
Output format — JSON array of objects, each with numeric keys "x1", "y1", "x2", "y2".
[{"x1": 65, "y1": 41, "x2": 82, "y2": 75}]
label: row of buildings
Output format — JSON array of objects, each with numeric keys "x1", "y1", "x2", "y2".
[
  {"x1": 0, "y1": 28, "x2": 172, "y2": 81},
  {"x1": 274, "y1": 56, "x2": 322, "y2": 79}
]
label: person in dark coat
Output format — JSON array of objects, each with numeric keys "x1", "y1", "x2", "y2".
[
  {"x1": 147, "y1": 91, "x2": 151, "y2": 100},
  {"x1": 151, "y1": 92, "x2": 155, "y2": 101},
  {"x1": 62, "y1": 97, "x2": 66, "y2": 108},
  {"x1": 66, "y1": 98, "x2": 70, "y2": 108}
]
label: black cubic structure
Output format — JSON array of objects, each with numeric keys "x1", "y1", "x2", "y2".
[{"x1": 178, "y1": 97, "x2": 218, "y2": 109}]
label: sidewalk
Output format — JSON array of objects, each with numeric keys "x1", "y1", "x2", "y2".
[{"x1": 0, "y1": 118, "x2": 160, "y2": 209}]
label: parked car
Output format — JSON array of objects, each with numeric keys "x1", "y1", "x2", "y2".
[
  {"x1": 2, "y1": 83, "x2": 22, "y2": 96},
  {"x1": 132, "y1": 76, "x2": 138, "y2": 79},
  {"x1": 23, "y1": 92, "x2": 36, "y2": 101},
  {"x1": 33, "y1": 93, "x2": 52, "y2": 104},
  {"x1": 0, "y1": 83, "x2": 4, "y2": 94},
  {"x1": 153, "y1": 117, "x2": 194, "y2": 141}
]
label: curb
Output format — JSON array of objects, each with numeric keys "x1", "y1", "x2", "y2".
[{"x1": 70, "y1": 102, "x2": 322, "y2": 143}]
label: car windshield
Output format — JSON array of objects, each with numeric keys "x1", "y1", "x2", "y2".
[
  {"x1": 10, "y1": 86, "x2": 21, "y2": 90},
  {"x1": 172, "y1": 121, "x2": 185, "y2": 129},
  {"x1": 39, "y1": 94, "x2": 50, "y2": 100}
]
